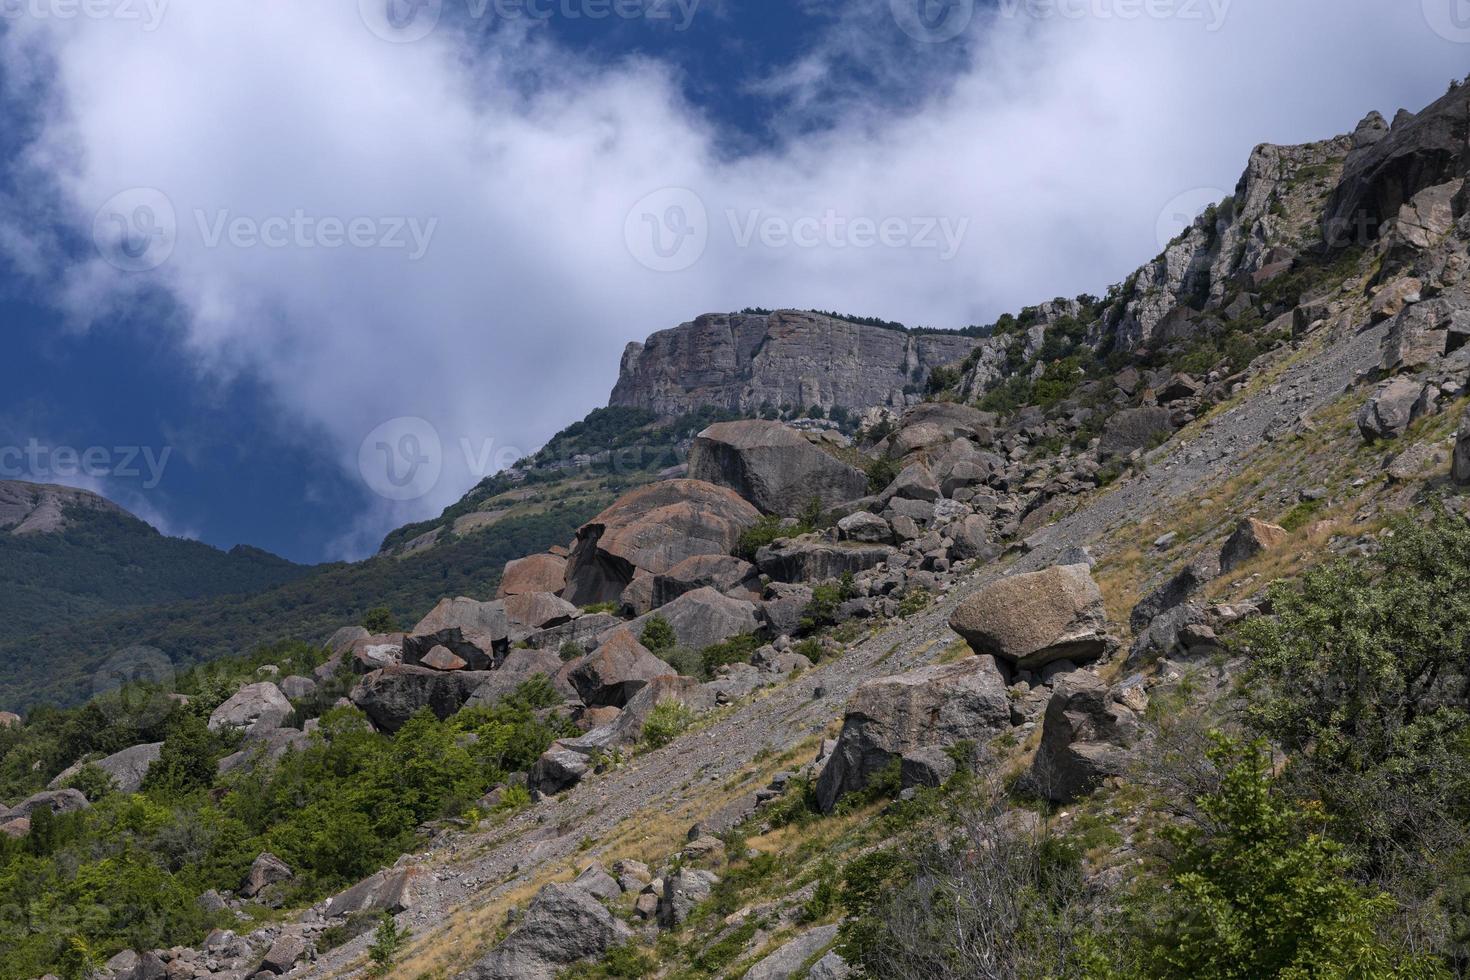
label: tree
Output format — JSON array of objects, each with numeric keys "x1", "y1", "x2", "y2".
[
  {"x1": 361, "y1": 607, "x2": 397, "y2": 634},
  {"x1": 143, "y1": 713, "x2": 220, "y2": 798},
  {"x1": 368, "y1": 913, "x2": 408, "y2": 975},
  {"x1": 1128, "y1": 735, "x2": 1445, "y2": 980}
]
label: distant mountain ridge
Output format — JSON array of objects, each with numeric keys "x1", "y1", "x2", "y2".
[{"x1": 0, "y1": 480, "x2": 128, "y2": 535}]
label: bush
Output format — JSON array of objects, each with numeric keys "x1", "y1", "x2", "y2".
[
  {"x1": 699, "y1": 633, "x2": 762, "y2": 678},
  {"x1": 361, "y1": 607, "x2": 397, "y2": 634},
  {"x1": 735, "y1": 515, "x2": 809, "y2": 562},
  {"x1": 640, "y1": 616, "x2": 676, "y2": 654},
  {"x1": 641, "y1": 701, "x2": 697, "y2": 750},
  {"x1": 866, "y1": 457, "x2": 899, "y2": 494},
  {"x1": 367, "y1": 914, "x2": 408, "y2": 976}
]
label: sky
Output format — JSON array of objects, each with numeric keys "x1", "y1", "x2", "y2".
[{"x1": 0, "y1": 0, "x2": 1465, "y2": 563}]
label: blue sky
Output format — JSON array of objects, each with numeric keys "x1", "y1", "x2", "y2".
[{"x1": 0, "y1": 1, "x2": 1465, "y2": 562}]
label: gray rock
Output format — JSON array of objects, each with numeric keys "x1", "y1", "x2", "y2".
[
  {"x1": 1455, "y1": 407, "x2": 1470, "y2": 485},
  {"x1": 349, "y1": 666, "x2": 492, "y2": 733},
  {"x1": 572, "y1": 863, "x2": 622, "y2": 902},
  {"x1": 755, "y1": 537, "x2": 894, "y2": 583},
  {"x1": 566, "y1": 630, "x2": 676, "y2": 708},
  {"x1": 403, "y1": 597, "x2": 510, "y2": 670},
  {"x1": 217, "y1": 729, "x2": 308, "y2": 777},
  {"x1": 1098, "y1": 407, "x2": 1174, "y2": 459},
  {"x1": 659, "y1": 869, "x2": 719, "y2": 928},
  {"x1": 689, "y1": 420, "x2": 869, "y2": 518},
  {"x1": 260, "y1": 935, "x2": 306, "y2": 975},
  {"x1": 807, "y1": 950, "x2": 853, "y2": 980},
  {"x1": 880, "y1": 462, "x2": 941, "y2": 503},
  {"x1": 497, "y1": 553, "x2": 568, "y2": 598},
  {"x1": 325, "y1": 626, "x2": 370, "y2": 655},
  {"x1": 652, "y1": 554, "x2": 762, "y2": 608},
  {"x1": 48, "y1": 742, "x2": 163, "y2": 796},
  {"x1": 1, "y1": 788, "x2": 90, "y2": 822},
  {"x1": 278, "y1": 675, "x2": 317, "y2": 701},
  {"x1": 528, "y1": 747, "x2": 592, "y2": 796},
  {"x1": 207, "y1": 683, "x2": 293, "y2": 738},
  {"x1": 759, "y1": 583, "x2": 814, "y2": 637},
  {"x1": 1129, "y1": 558, "x2": 1218, "y2": 633},
  {"x1": 623, "y1": 587, "x2": 761, "y2": 651},
  {"x1": 1219, "y1": 518, "x2": 1289, "y2": 574},
  {"x1": 947, "y1": 514, "x2": 997, "y2": 562},
  {"x1": 949, "y1": 565, "x2": 1111, "y2": 670},
  {"x1": 837, "y1": 511, "x2": 893, "y2": 545},
  {"x1": 744, "y1": 924, "x2": 840, "y2": 980},
  {"x1": 465, "y1": 648, "x2": 573, "y2": 709},
  {"x1": 325, "y1": 867, "x2": 423, "y2": 917},
  {"x1": 816, "y1": 657, "x2": 1010, "y2": 813},
  {"x1": 240, "y1": 853, "x2": 292, "y2": 899},
  {"x1": 1357, "y1": 376, "x2": 1428, "y2": 441},
  {"x1": 1028, "y1": 672, "x2": 1140, "y2": 803},
  {"x1": 463, "y1": 882, "x2": 633, "y2": 980}
]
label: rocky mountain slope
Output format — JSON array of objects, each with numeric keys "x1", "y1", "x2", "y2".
[
  {"x1": 5, "y1": 81, "x2": 1470, "y2": 980},
  {"x1": 0, "y1": 481, "x2": 128, "y2": 536}
]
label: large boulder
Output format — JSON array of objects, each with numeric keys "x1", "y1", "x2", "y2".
[
  {"x1": 325, "y1": 625, "x2": 370, "y2": 654},
  {"x1": 525, "y1": 613, "x2": 623, "y2": 655},
  {"x1": 565, "y1": 630, "x2": 675, "y2": 708},
  {"x1": 898, "y1": 403, "x2": 996, "y2": 444},
  {"x1": 49, "y1": 742, "x2": 163, "y2": 796},
  {"x1": 689, "y1": 420, "x2": 868, "y2": 518},
  {"x1": 1455, "y1": 407, "x2": 1470, "y2": 486},
  {"x1": 745, "y1": 925, "x2": 841, "y2": 980},
  {"x1": 816, "y1": 657, "x2": 1011, "y2": 813},
  {"x1": 948, "y1": 565, "x2": 1111, "y2": 671},
  {"x1": 659, "y1": 869, "x2": 719, "y2": 928},
  {"x1": 217, "y1": 728, "x2": 309, "y2": 777},
  {"x1": 503, "y1": 592, "x2": 579, "y2": 632},
  {"x1": 465, "y1": 648, "x2": 573, "y2": 709},
  {"x1": 1357, "y1": 376, "x2": 1428, "y2": 441},
  {"x1": 624, "y1": 587, "x2": 760, "y2": 651},
  {"x1": 1, "y1": 788, "x2": 89, "y2": 822},
  {"x1": 879, "y1": 462, "x2": 941, "y2": 504},
  {"x1": 0, "y1": 711, "x2": 20, "y2": 728},
  {"x1": 324, "y1": 867, "x2": 423, "y2": 917},
  {"x1": 528, "y1": 747, "x2": 591, "y2": 796},
  {"x1": 207, "y1": 683, "x2": 293, "y2": 738},
  {"x1": 403, "y1": 597, "x2": 510, "y2": 670},
  {"x1": 1027, "y1": 672, "x2": 1141, "y2": 803},
  {"x1": 1098, "y1": 407, "x2": 1174, "y2": 459},
  {"x1": 563, "y1": 480, "x2": 762, "y2": 607},
  {"x1": 755, "y1": 537, "x2": 895, "y2": 583},
  {"x1": 497, "y1": 553, "x2": 568, "y2": 598},
  {"x1": 348, "y1": 633, "x2": 406, "y2": 674},
  {"x1": 349, "y1": 666, "x2": 492, "y2": 732},
  {"x1": 836, "y1": 511, "x2": 893, "y2": 545},
  {"x1": 1219, "y1": 518, "x2": 1289, "y2": 574},
  {"x1": 1381, "y1": 296, "x2": 1467, "y2": 371},
  {"x1": 651, "y1": 554, "x2": 761, "y2": 608},
  {"x1": 463, "y1": 882, "x2": 633, "y2": 980},
  {"x1": 240, "y1": 852, "x2": 293, "y2": 899}
]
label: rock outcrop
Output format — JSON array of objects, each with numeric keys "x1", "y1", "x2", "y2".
[
  {"x1": 1027, "y1": 672, "x2": 1141, "y2": 803},
  {"x1": 207, "y1": 683, "x2": 293, "y2": 738},
  {"x1": 609, "y1": 311, "x2": 980, "y2": 417},
  {"x1": 462, "y1": 882, "x2": 633, "y2": 980},
  {"x1": 563, "y1": 480, "x2": 761, "y2": 607},
  {"x1": 565, "y1": 630, "x2": 675, "y2": 708},
  {"x1": 0, "y1": 480, "x2": 130, "y2": 535},
  {"x1": 49, "y1": 742, "x2": 163, "y2": 796},
  {"x1": 1219, "y1": 518, "x2": 1289, "y2": 574},
  {"x1": 350, "y1": 666, "x2": 492, "y2": 732},
  {"x1": 497, "y1": 553, "x2": 568, "y2": 598},
  {"x1": 948, "y1": 565, "x2": 1111, "y2": 670},
  {"x1": 816, "y1": 657, "x2": 1011, "y2": 813},
  {"x1": 689, "y1": 420, "x2": 868, "y2": 517}
]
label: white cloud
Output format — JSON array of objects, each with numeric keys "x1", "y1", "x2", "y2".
[{"x1": 0, "y1": 0, "x2": 1464, "y2": 557}]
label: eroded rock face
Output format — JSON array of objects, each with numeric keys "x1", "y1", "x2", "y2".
[
  {"x1": 497, "y1": 553, "x2": 568, "y2": 598},
  {"x1": 563, "y1": 480, "x2": 761, "y2": 607},
  {"x1": 755, "y1": 537, "x2": 895, "y2": 583},
  {"x1": 609, "y1": 310, "x2": 980, "y2": 417},
  {"x1": 1357, "y1": 377, "x2": 1428, "y2": 441},
  {"x1": 1098, "y1": 407, "x2": 1175, "y2": 460},
  {"x1": 624, "y1": 587, "x2": 760, "y2": 651},
  {"x1": 49, "y1": 742, "x2": 163, "y2": 796},
  {"x1": 1130, "y1": 557, "x2": 1218, "y2": 633},
  {"x1": 689, "y1": 420, "x2": 868, "y2": 517},
  {"x1": 324, "y1": 867, "x2": 422, "y2": 917},
  {"x1": 0, "y1": 480, "x2": 128, "y2": 536},
  {"x1": 463, "y1": 882, "x2": 633, "y2": 980},
  {"x1": 651, "y1": 555, "x2": 761, "y2": 608},
  {"x1": 403, "y1": 597, "x2": 510, "y2": 670},
  {"x1": 1027, "y1": 672, "x2": 1140, "y2": 803},
  {"x1": 949, "y1": 565, "x2": 1111, "y2": 671},
  {"x1": 816, "y1": 656, "x2": 1011, "y2": 813}
]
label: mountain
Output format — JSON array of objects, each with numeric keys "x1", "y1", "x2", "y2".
[
  {"x1": 0, "y1": 481, "x2": 310, "y2": 650},
  {"x1": 5, "y1": 82, "x2": 1470, "y2": 980},
  {"x1": 609, "y1": 309, "x2": 982, "y2": 416}
]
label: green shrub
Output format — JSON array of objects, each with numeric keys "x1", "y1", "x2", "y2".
[
  {"x1": 1277, "y1": 498, "x2": 1323, "y2": 532},
  {"x1": 641, "y1": 701, "x2": 696, "y2": 750},
  {"x1": 640, "y1": 616, "x2": 676, "y2": 654},
  {"x1": 735, "y1": 516, "x2": 809, "y2": 562},
  {"x1": 866, "y1": 457, "x2": 900, "y2": 494},
  {"x1": 361, "y1": 607, "x2": 397, "y2": 634},
  {"x1": 699, "y1": 633, "x2": 763, "y2": 678},
  {"x1": 367, "y1": 914, "x2": 408, "y2": 976}
]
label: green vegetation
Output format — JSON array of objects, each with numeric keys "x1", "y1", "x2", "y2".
[
  {"x1": 368, "y1": 914, "x2": 409, "y2": 976},
  {"x1": 0, "y1": 669, "x2": 569, "y2": 980},
  {"x1": 734, "y1": 515, "x2": 811, "y2": 562},
  {"x1": 640, "y1": 615, "x2": 676, "y2": 654},
  {"x1": 641, "y1": 701, "x2": 697, "y2": 750}
]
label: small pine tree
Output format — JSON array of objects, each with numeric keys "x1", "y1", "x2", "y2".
[
  {"x1": 362, "y1": 607, "x2": 397, "y2": 634},
  {"x1": 368, "y1": 913, "x2": 408, "y2": 975},
  {"x1": 641, "y1": 615, "x2": 676, "y2": 653}
]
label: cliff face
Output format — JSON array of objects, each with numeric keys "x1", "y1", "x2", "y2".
[
  {"x1": 0, "y1": 481, "x2": 129, "y2": 536},
  {"x1": 608, "y1": 310, "x2": 981, "y2": 416}
]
